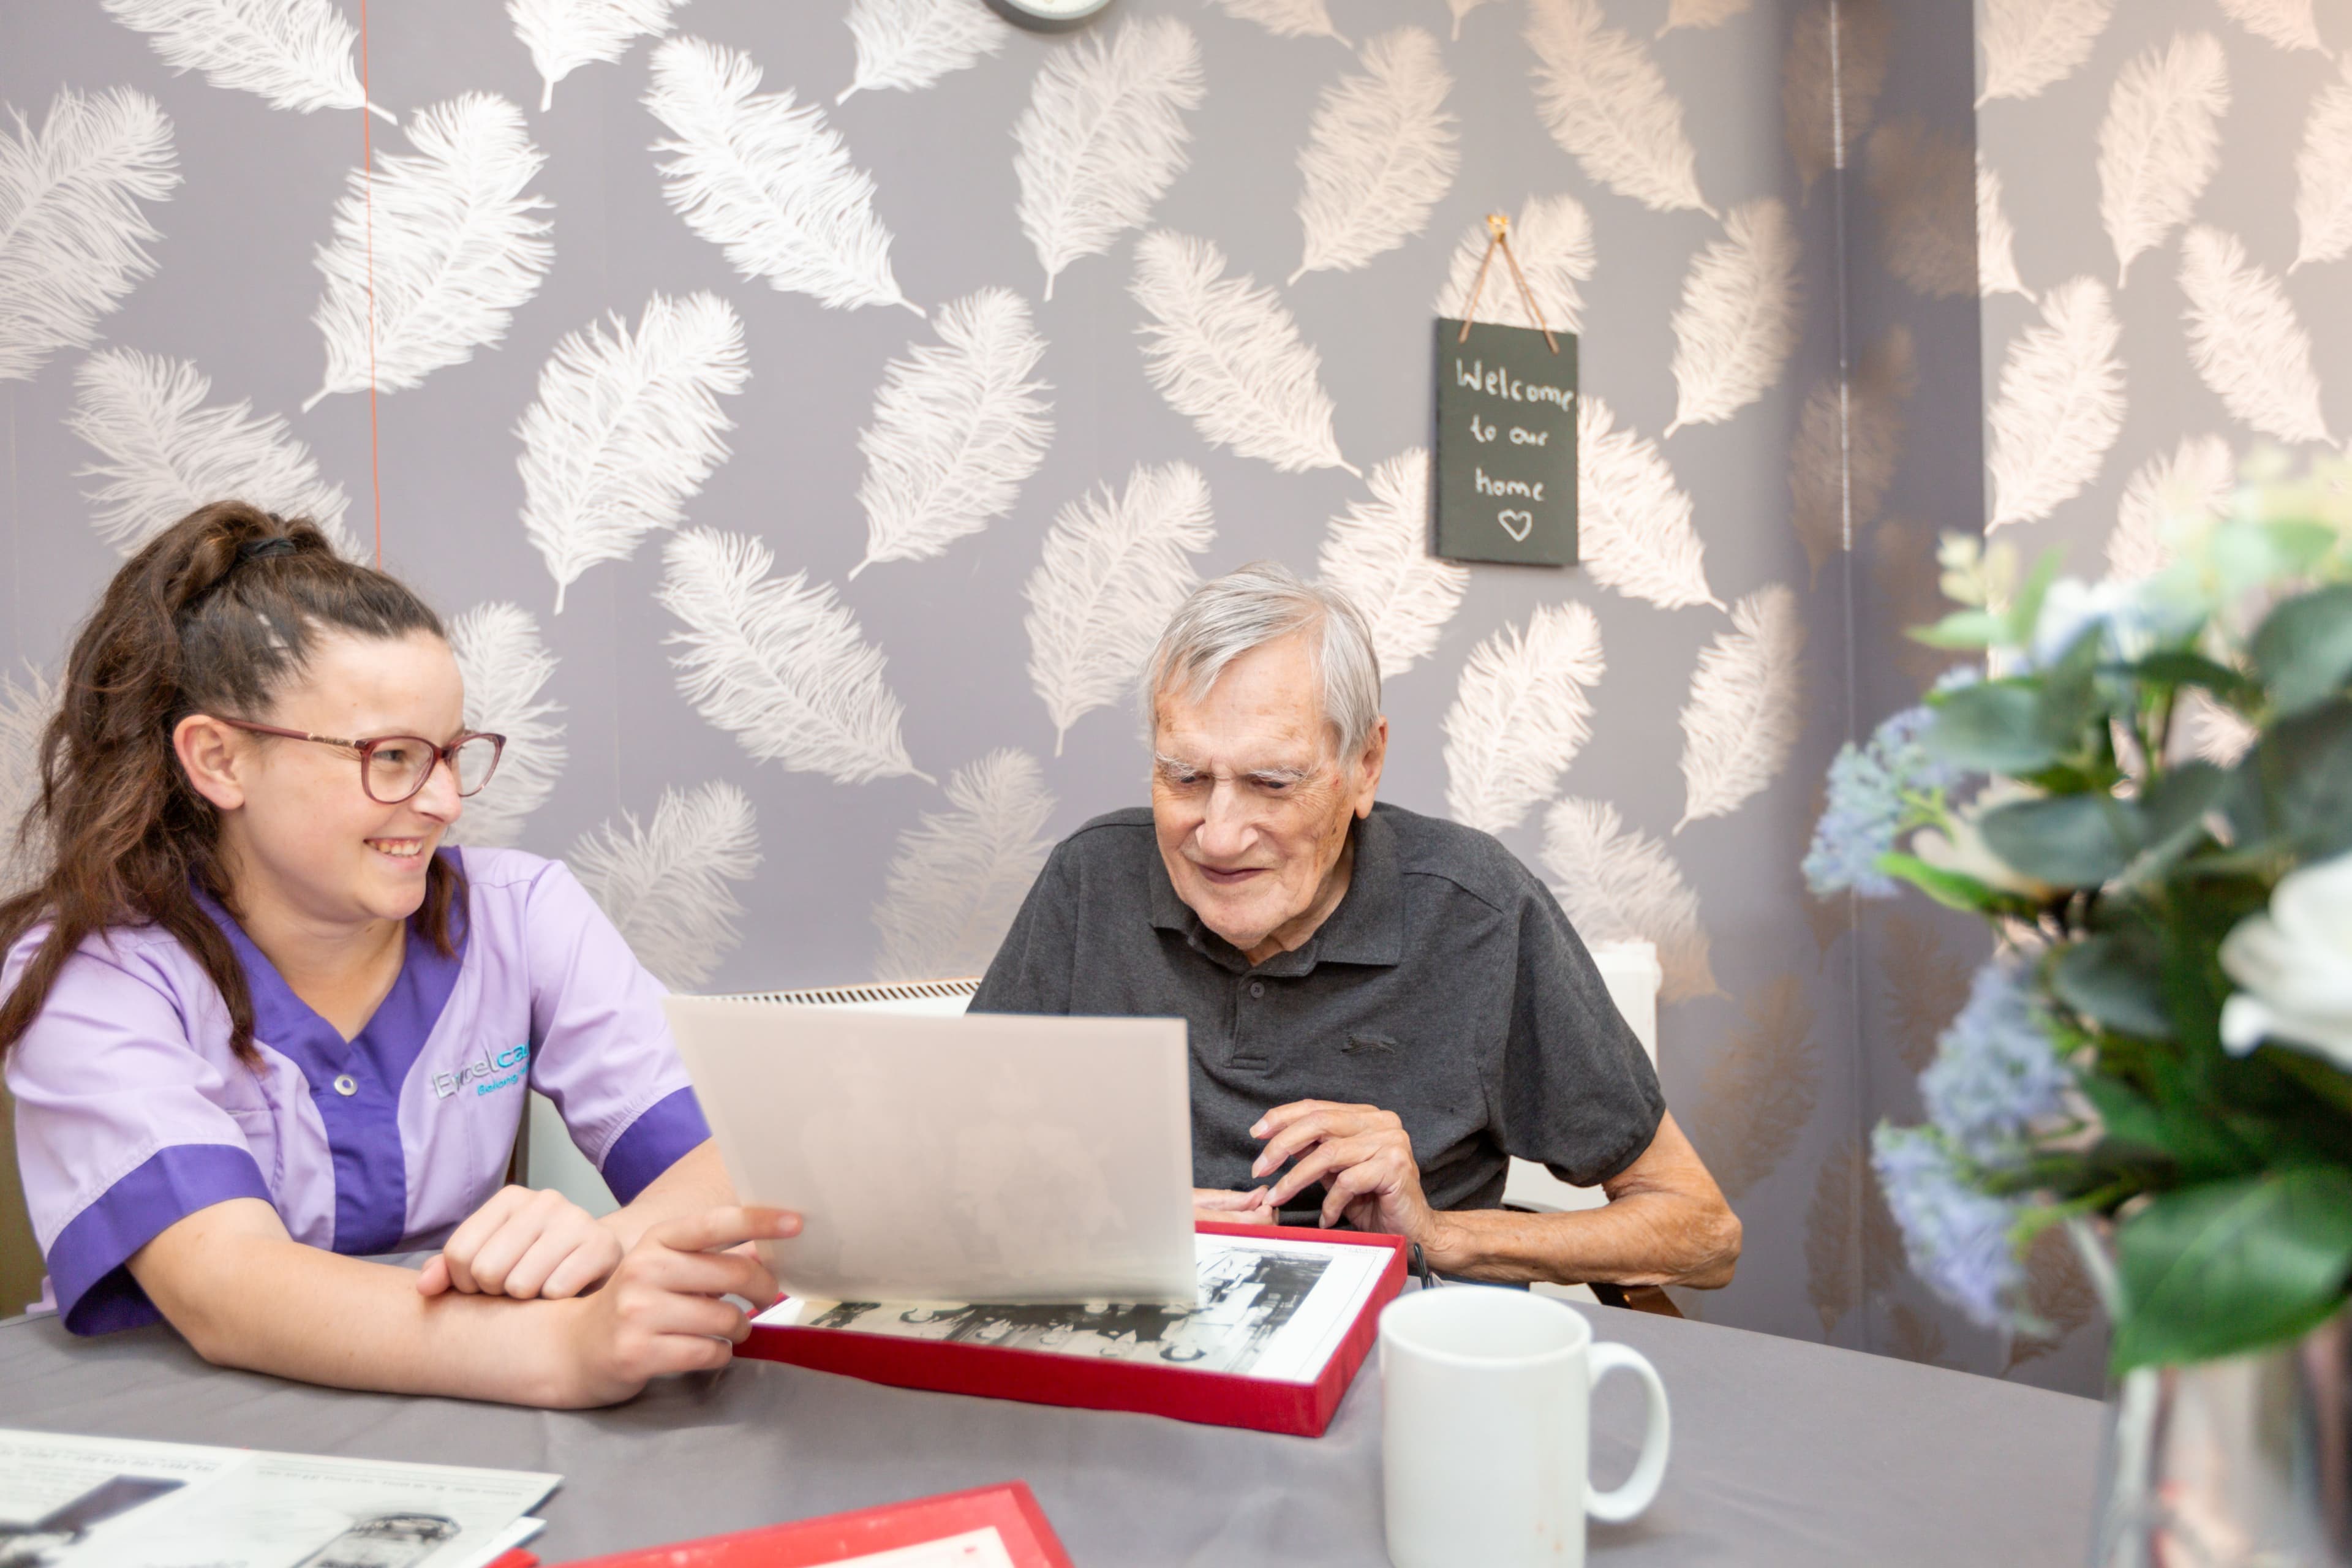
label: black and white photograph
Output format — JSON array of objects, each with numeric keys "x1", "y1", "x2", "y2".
[{"x1": 767, "y1": 1234, "x2": 1390, "y2": 1384}]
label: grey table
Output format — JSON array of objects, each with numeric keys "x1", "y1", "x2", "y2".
[{"x1": 0, "y1": 1306, "x2": 2106, "y2": 1566}]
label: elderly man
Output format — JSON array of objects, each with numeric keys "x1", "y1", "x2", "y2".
[{"x1": 974, "y1": 562, "x2": 1741, "y2": 1291}]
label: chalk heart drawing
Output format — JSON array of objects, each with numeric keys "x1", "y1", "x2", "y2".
[{"x1": 1498, "y1": 508, "x2": 1534, "y2": 541}]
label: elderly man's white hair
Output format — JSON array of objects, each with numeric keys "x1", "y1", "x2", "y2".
[{"x1": 1142, "y1": 561, "x2": 1384, "y2": 758}]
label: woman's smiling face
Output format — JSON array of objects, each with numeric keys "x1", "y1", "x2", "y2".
[{"x1": 183, "y1": 628, "x2": 469, "y2": 930}]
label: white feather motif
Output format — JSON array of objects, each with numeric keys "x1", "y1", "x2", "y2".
[
  {"x1": 2098, "y1": 32, "x2": 2230, "y2": 288},
  {"x1": 0, "y1": 666, "x2": 58, "y2": 900},
  {"x1": 840, "y1": 0, "x2": 1009, "y2": 104},
  {"x1": 570, "y1": 780, "x2": 761, "y2": 990},
  {"x1": 1578, "y1": 396, "x2": 1720, "y2": 611},
  {"x1": 69, "y1": 349, "x2": 356, "y2": 559},
  {"x1": 853, "y1": 287, "x2": 1052, "y2": 579},
  {"x1": 1315, "y1": 448, "x2": 1467, "y2": 677},
  {"x1": 0, "y1": 87, "x2": 178, "y2": 385},
  {"x1": 1977, "y1": 153, "x2": 2035, "y2": 301},
  {"x1": 1445, "y1": 0, "x2": 1491, "y2": 42},
  {"x1": 1210, "y1": 0, "x2": 1347, "y2": 46},
  {"x1": 2109, "y1": 434, "x2": 2233, "y2": 580},
  {"x1": 1986, "y1": 277, "x2": 2125, "y2": 531},
  {"x1": 645, "y1": 35, "x2": 917, "y2": 315},
  {"x1": 518, "y1": 290, "x2": 749, "y2": 614},
  {"x1": 1542, "y1": 796, "x2": 1717, "y2": 1003},
  {"x1": 1675, "y1": 584, "x2": 1805, "y2": 831},
  {"x1": 1025, "y1": 461, "x2": 1215, "y2": 755},
  {"x1": 445, "y1": 602, "x2": 567, "y2": 850},
  {"x1": 1014, "y1": 17, "x2": 1203, "y2": 303},
  {"x1": 2179, "y1": 225, "x2": 2334, "y2": 446},
  {"x1": 105, "y1": 0, "x2": 394, "y2": 121},
  {"x1": 1526, "y1": 0, "x2": 1713, "y2": 216},
  {"x1": 1866, "y1": 117, "x2": 1977, "y2": 300},
  {"x1": 1289, "y1": 28, "x2": 1460, "y2": 284},
  {"x1": 1784, "y1": 0, "x2": 1890, "y2": 195},
  {"x1": 2293, "y1": 58, "x2": 2352, "y2": 273},
  {"x1": 2216, "y1": 0, "x2": 2326, "y2": 53},
  {"x1": 1433, "y1": 194, "x2": 1593, "y2": 333},
  {"x1": 510, "y1": 0, "x2": 680, "y2": 113},
  {"x1": 2179, "y1": 687, "x2": 2257, "y2": 767},
  {"x1": 1443, "y1": 602, "x2": 1605, "y2": 835},
  {"x1": 304, "y1": 94, "x2": 552, "y2": 411},
  {"x1": 1660, "y1": 0, "x2": 1750, "y2": 37},
  {"x1": 1664, "y1": 197, "x2": 1800, "y2": 436},
  {"x1": 873, "y1": 749, "x2": 1058, "y2": 982},
  {"x1": 1131, "y1": 230, "x2": 1357, "y2": 476},
  {"x1": 658, "y1": 528, "x2": 925, "y2": 785},
  {"x1": 1978, "y1": 0, "x2": 2116, "y2": 107}
]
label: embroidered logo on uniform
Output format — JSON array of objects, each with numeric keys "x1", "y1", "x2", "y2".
[{"x1": 434, "y1": 1042, "x2": 530, "y2": 1100}]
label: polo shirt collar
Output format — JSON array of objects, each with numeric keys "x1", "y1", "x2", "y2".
[{"x1": 1146, "y1": 807, "x2": 1406, "y2": 975}]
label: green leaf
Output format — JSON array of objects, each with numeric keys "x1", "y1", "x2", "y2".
[
  {"x1": 2231, "y1": 699, "x2": 2352, "y2": 859},
  {"x1": 1875, "y1": 852, "x2": 2003, "y2": 913},
  {"x1": 2111, "y1": 1169, "x2": 2352, "y2": 1373},
  {"x1": 1979, "y1": 794, "x2": 2136, "y2": 888},
  {"x1": 2053, "y1": 933, "x2": 2175, "y2": 1039},
  {"x1": 2007, "y1": 548, "x2": 2065, "y2": 648},
  {"x1": 2252, "y1": 583, "x2": 2352, "y2": 715},
  {"x1": 2126, "y1": 763, "x2": 2228, "y2": 878},
  {"x1": 1928, "y1": 682, "x2": 2056, "y2": 772},
  {"x1": 2078, "y1": 1074, "x2": 2173, "y2": 1158},
  {"x1": 1911, "y1": 610, "x2": 2007, "y2": 650},
  {"x1": 2128, "y1": 651, "x2": 2262, "y2": 707}
]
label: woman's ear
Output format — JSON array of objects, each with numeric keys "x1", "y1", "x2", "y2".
[{"x1": 173, "y1": 714, "x2": 248, "y2": 812}]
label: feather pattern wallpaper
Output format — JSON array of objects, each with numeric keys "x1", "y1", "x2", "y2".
[{"x1": 0, "y1": 0, "x2": 2231, "y2": 1395}]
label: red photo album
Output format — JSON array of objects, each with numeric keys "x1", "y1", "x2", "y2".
[
  {"x1": 739, "y1": 1222, "x2": 1406, "y2": 1438},
  {"x1": 559, "y1": 1480, "x2": 1071, "y2": 1567}
]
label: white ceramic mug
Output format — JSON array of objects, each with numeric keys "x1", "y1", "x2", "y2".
[{"x1": 1379, "y1": 1287, "x2": 1671, "y2": 1568}]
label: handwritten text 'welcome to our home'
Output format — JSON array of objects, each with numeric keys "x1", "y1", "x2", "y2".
[{"x1": 1452, "y1": 356, "x2": 1573, "y2": 541}]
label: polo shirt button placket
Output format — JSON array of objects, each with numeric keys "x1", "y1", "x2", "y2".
[{"x1": 1250, "y1": 981, "x2": 1265, "y2": 998}]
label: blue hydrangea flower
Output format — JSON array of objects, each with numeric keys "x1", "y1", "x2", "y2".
[
  {"x1": 1871, "y1": 1123, "x2": 2025, "y2": 1332},
  {"x1": 1802, "y1": 706, "x2": 1962, "y2": 898},
  {"x1": 1918, "y1": 957, "x2": 2071, "y2": 1164}
]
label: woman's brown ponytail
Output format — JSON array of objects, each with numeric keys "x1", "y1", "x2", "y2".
[{"x1": 0, "y1": 501, "x2": 464, "y2": 1063}]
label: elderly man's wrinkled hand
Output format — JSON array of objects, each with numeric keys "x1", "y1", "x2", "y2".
[{"x1": 1251, "y1": 1099, "x2": 1447, "y2": 1243}]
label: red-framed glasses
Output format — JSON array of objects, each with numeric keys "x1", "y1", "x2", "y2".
[{"x1": 208, "y1": 717, "x2": 506, "y2": 805}]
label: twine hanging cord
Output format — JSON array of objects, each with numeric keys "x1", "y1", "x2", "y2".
[{"x1": 1454, "y1": 213, "x2": 1559, "y2": 355}]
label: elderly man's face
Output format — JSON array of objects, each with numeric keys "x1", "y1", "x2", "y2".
[{"x1": 1152, "y1": 633, "x2": 1385, "y2": 962}]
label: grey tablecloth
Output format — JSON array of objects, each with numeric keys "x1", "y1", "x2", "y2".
[{"x1": 0, "y1": 1305, "x2": 2105, "y2": 1566}]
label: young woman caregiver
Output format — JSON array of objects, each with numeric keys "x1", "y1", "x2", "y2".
[{"x1": 0, "y1": 502, "x2": 797, "y2": 1408}]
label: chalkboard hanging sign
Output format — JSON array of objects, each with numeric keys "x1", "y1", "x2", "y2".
[{"x1": 1430, "y1": 215, "x2": 1578, "y2": 567}]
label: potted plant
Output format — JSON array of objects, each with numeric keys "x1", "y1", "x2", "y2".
[{"x1": 1805, "y1": 453, "x2": 2352, "y2": 1565}]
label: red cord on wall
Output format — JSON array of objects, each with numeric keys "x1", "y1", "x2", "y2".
[{"x1": 359, "y1": 0, "x2": 382, "y2": 570}]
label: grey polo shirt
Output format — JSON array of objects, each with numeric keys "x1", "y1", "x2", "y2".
[{"x1": 971, "y1": 801, "x2": 1664, "y2": 1223}]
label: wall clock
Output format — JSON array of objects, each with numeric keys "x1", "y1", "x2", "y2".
[{"x1": 982, "y1": 0, "x2": 1114, "y2": 31}]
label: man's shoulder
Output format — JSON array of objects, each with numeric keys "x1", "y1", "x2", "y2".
[
  {"x1": 1375, "y1": 801, "x2": 1547, "y2": 913},
  {"x1": 1050, "y1": 807, "x2": 1158, "y2": 867}
]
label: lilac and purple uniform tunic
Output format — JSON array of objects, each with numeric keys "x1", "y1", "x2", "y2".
[{"x1": 2, "y1": 846, "x2": 710, "y2": 1335}]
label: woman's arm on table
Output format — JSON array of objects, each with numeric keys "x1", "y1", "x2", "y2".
[{"x1": 129, "y1": 1196, "x2": 794, "y2": 1408}]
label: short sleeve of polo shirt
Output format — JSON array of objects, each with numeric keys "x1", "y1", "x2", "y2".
[
  {"x1": 513, "y1": 856, "x2": 711, "y2": 1202},
  {"x1": 970, "y1": 841, "x2": 1081, "y2": 1015},
  {"x1": 4, "y1": 931, "x2": 274, "y2": 1335},
  {"x1": 1494, "y1": 880, "x2": 1667, "y2": 1189}
]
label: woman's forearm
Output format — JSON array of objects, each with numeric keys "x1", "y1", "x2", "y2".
[
  {"x1": 600, "y1": 1138, "x2": 734, "y2": 1254},
  {"x1": 130, "y1": 1199, "x2": 586, "y2": 1406}
]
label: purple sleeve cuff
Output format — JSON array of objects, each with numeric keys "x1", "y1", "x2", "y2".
[
  {"x1": 598, "y1": 1085, "x2": 711, "y2": 1205},
  {"x1": 49, "y1": 1144, "x2": 271, "y2": 1336}
]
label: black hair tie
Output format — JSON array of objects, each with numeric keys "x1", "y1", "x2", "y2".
[{"x1": 235, "y1": 537, "x2": 300, "y2": 564}]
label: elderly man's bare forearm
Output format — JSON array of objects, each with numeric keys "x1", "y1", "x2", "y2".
[{"x1": 1417, "y1": 1191, "x2": 1743, "y2": 1289}]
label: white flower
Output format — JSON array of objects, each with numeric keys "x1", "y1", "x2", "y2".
[
  {"x1": 2218, "y1": 851, "x2": 2352, "y2": 1072},
  {"x1": 2027, "y1": 576, "x2": 2198, "y2": 669}
]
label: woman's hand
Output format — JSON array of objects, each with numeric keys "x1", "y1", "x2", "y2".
[
  {"x1": 1192, "y1": 1186, "x2": 1278, "y2": 1228},
  {"x1": 548, "y1": 1207, "x2": 800, "y2": 1408},
  {"x1": 418, "y1": 1185, "x2": 623, "y2": 1300}
]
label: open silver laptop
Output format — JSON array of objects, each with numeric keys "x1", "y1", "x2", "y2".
[{"x1": 663, "y1": 993, "x2": 1197, "y2": 1306}]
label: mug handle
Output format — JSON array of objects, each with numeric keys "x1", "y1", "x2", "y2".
[{"x1": 1584, "y1": 1341, "x2": 1672, "y2": 1523}]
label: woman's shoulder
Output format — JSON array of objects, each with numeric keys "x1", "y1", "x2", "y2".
[{"x1": 4, "y1": 911, "x2": 205, "y2": 987}]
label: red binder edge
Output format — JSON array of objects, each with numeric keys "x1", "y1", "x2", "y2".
[
  {"x1": 557, "y1": 1480, "x2": 1071, "y2": 1567},
  {"x1": 738, "y1": 1223, "x2": 1406, "y2": 1438}
]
